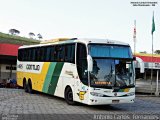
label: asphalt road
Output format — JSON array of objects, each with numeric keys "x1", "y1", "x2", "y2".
[{"x1": 0, "y1": 88, "x2": 160, "y2": 120}]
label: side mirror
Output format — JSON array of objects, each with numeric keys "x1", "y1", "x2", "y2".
[
  {"x1": 87, "y1": 55, "x2": 93, "y2": 72},
  {"x1": 133, "y1": 57, "x2": 136, "y2": 61}
]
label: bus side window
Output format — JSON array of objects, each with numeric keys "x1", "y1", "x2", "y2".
[
  {"x1": 18, "y1": 49, "x2": 22, "y2": 61},
  {"x1": 54, "y1": 45, "x2": 64, "y2": 62},
  {"x1": 43, "y1": 47, "x2": 46, "y2": 61},
  {"x1": 59, "y1": 45, "x2": 65, "y2": 62},
  {"x1": 32, "y1": 48, "x2": 36, "y2": 61},
  {"x1": 39, "y1": 47, "x2": 46, "y2": 61},
  {"x1": 46, "y1": 46, "x2": 51, "y2": 62},
  {"x1": 28, "y1": 49, "x2": 32, "y2": 61},
  {"x1": 65, "y1": 44, "x2": 75, "y2": 63},
  {"x1": 22, "y1": 49, "x2": 25, "y2": 61},
  {"x1": 24, "y1": 49, "x2": 29, "y2": 61},
  {"x1": 35, "y1": 48, "x2": 39, "y2": 61},
  {"x1": 27, "y1": 49, "x2": 30, "y2": 61},
  {"x1": 50, "y1": 46, "x2": 55, "y2": 61},
  {"x1": 20, "y1": 49, "x2": 24, "y2": 61},
  {"x1": 71, "y1": 44, "x2": 75, "y2": 63},
  {"x1": 38, "y1": 47, "x2": 42, "y2": 61},
  {"x1": 54, "y1": 46, "x2": 58, "y2": 61},
  {"x1": 65, "y1": 45, "x2": 69, "y2": 62}
]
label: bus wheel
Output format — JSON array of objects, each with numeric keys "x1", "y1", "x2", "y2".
[
  {"x1": 65, "y1": 87, "x2": 75, "y2": 105},
  {"x1": 27, "y1": 80, "x2": 33, "y2": 94},
  {"x1": 23, "y1": 81, "x2": 28, "y2": 93}
]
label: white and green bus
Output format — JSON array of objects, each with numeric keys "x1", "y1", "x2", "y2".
[{"x1": 17, "y1": 38, "x2": 135, "y2": 105}]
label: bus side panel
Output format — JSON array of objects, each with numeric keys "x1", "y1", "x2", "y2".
[
  {"x1": 42, "y1": 62, "x2": 57, "y2": 93},
  {"x1": 31, "y1": 62, "x2": 50, "y2": 91},
  {"x1": 42, "y1": 62, "x2": 64, "y2": 96},
  {"x1": 17, "y1": 61, "x2": 50, "y2": 92},
  {"x1": 54, "y1": 63, "x2": 77, "y2": 98},
  {"x1": 57, "y1": 63, "x2": 89, "y2": 103}
]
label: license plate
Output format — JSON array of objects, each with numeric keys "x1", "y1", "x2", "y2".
[{"x1": 112, "y1": 100, "x2": 119, "y2": 103}]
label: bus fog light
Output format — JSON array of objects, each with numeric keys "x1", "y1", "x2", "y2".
[{"x1": 90, "y1": 92, "x2": 104, "y2": 97}]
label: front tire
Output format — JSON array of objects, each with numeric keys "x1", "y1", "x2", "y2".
[{"x1": 65, "y1": 87, "x2": 75, "y2": 105}]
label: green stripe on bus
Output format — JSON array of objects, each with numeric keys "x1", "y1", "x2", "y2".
[
  {"x1": 119, "y1": 89, "x2": 124, "y2": 92},
  {"x1": 42, "y1": 62, "x2": 56, "y2": 93},
  {"x1": 47, "y1": 62, "x2": 64, "y2": 95}
]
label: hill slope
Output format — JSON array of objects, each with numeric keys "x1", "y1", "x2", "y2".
[{"x1": 0, "y1": 32, "x2": 40, "y2": 45}]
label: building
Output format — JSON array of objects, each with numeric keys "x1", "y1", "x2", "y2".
[
  {"x1": 0, "y1": 32, "x2": 40, "y2": 83},
  {"x1": 135, "y1": 53, "x2": 160, "y2": 94},
  {"x1": 135, "y1": 53, "x2": 160, "y2": 79},
  {"x1": 0, "y1": 43, "x2": 20, "y2": 81}
]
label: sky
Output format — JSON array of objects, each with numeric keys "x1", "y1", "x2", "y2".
[{"x1": 0, "y1": 0, "x2": 159, "y2": 53}]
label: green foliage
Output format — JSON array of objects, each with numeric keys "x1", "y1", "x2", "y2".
[
  {"x1": 139, "y1": 51, "x2": 147, "y2": 54},
  {"x1": 154, "y1": 50, "x2": 160, "y2": 54},
  {"x1": 9, "y1": 29, "x2": 20, "y2": 35},
  {"x1": 0, "y1": 32, "x2": 40, "y2": 45},
  {"x1": 29, "y1": 32, "x2": 35, "y2": 38},
  {"x1": 37, "y1": 33, "x2": 43, "y2": 39}
]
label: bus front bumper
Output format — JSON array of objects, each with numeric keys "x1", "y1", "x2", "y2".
[{"x1": 88, "y1": 95, "x2": 135, "y2": 105}]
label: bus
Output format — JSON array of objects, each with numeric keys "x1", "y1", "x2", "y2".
[{"x1": 17, "y1": 38, "x2": 135, "y2": 105}]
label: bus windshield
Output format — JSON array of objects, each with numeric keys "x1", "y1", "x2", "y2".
[{"x1": 88, "y1": 44, "x2": 134, "y2": 88}]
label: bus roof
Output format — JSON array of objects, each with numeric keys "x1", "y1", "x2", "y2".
[{"x1": 18, "y1": 38, "x2": 130, "y2": 49}]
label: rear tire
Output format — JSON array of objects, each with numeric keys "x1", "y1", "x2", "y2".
[
  {"x1": 23, "y1": 81, "x2": 28, "y2": 93},
  {"x1": 65, "y1": 87, "x2": 75, "y2": 105},
  {"x1": 27, "y1": 83, "x2": 32, "y2": 94},
  {"x1": 27, "y1": 79, "x2": 33, "y2": 94}
]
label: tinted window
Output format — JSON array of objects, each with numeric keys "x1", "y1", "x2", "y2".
[
  {"x1": 28, "y1": 49, "x2": 32, "y2": 61},
  {"x1": 55, "y1": 45, "x2": 65, "y2": 62},
  {"x1": 89, "y1": 45, "x2": 133, "y2": 58},
  {"x1": 18, "y1": 49, "x2": 23, "y2": 61},
  {"x1": 65, "y1": 44, "x2": 75, "y2": 63},
  {"x1": 32, "y1": 48, "x2": 36, "y2": 61},
  {"x1": 46, "y1": 46, "x2": 51, "y2": 61},
  {"x1": 76, "y1": 43, "x2": 88, "y2": 85},
  {"x1": 18, "y1": 44, "x2": 75, "y2": 63},
  {"x1": 39, "y1": 47, "x2": 46, "y2": 61}
]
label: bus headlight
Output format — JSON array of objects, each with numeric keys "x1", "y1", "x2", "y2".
[
  {"x1": 126, "y1": 92, "x2": 135, "y2": 96},
  {"x1": 90, "y1": 92, "x2": 104, "y2": 97}
]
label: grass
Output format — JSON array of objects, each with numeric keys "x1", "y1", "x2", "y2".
[{"x1": 0, "y1": 32, "x2": 40, "y2": 45}]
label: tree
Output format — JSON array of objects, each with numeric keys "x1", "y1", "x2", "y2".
[
  {"x1": 37, "y1": 33, "x2": 43, "y2": 40},
  {"x1": 29, "y1": 32, "x2": 35, "y2": 38},
  {"x1": 9, "y1": 29, "x2": 20, "y2": 35},
  {"x1": 14, "y1": 29, "x2": 20, "y2": 35},
  {"x1": 139, "y1": 51, "x2": 147, "y2": 54},
  {"x1": 154, "y1": 50, "x2": 160, "y2": 54},
  {"x1": 9, "y1": 29, "x2": 16, "y2": 35}
]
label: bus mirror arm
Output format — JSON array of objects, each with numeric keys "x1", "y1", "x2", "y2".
[{"x1": 87, "y1": 55, "x2": 93, "y2": 72}]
